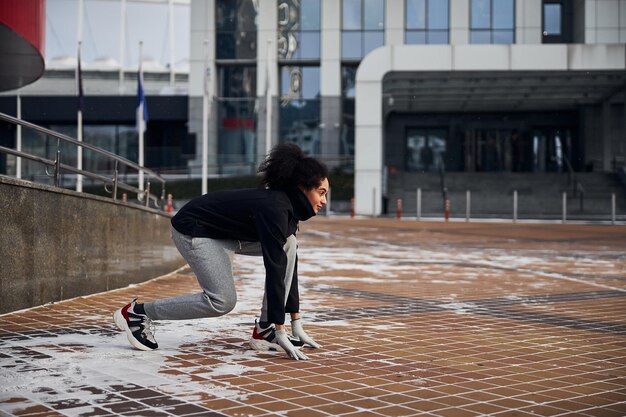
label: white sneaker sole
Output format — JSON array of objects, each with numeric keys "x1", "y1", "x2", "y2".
[{"x1": 113, "y1": 309, "x2": 156, "y2": 351}]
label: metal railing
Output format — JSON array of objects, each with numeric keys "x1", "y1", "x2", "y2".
[
  {"x1": 0, "y1": 112, "x2": 165, "y2": 208},
  {"x1": 562, "y1": 153, "x2": 584, "y2": 211}
]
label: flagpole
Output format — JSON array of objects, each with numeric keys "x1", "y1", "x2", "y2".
[
  {"x1": 16, "y1": 88, "x2": 21, "y2": 179},
  {"x1": 138, "y1": 41, "x2": 144, "y2": 192},
  {"x1": 119, "y1": 0, "x2": 126, "y2": 94},
  {"x1": 76, "y1": 41, "x2": 83, "y2": 192},
  {"x1": 201, "y1": 39, "x2": 209, "y2": 195},
  {"x1": 265, "y1": 39, "x2": 272, "y2": 155}
]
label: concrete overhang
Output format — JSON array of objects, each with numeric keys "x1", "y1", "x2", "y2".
[{"x1": 354, "y1": 44, "x2": 626, "y2": 216}]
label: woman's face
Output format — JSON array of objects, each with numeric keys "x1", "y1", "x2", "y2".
[{"x1": 301, "y1": 178, "x2": 329, "y2": 213}]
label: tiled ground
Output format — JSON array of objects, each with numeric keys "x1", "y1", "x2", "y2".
[{"x1": 1, "y1": 217, "x2": 626, "y2": 417}]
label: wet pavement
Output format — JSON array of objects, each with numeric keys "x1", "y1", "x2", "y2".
[{"x1": 1, "y1": 217, "x2": 626, "y2": 417}]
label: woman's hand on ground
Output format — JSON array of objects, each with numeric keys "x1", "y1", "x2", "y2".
[
  {"x1": 291, "y1": 318, "x2": 321, "y2": 349},
  {"x1": 275, "y1": 329, "x2": 309, "y2": 360}
]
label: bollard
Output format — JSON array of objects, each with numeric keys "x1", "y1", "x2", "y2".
[
  {"x1": 372, "y1": 188, "x2": 376, "y2": 218},
  {"x1": 165, "y1": 193, "x2": 174, "y2": 213},
  {"x1": 350, "y1": 197, "x2": 355, "y2": 219},
  {"x1": 444, "y1": 198, "x2": 450, "y2": 222},
  {"x1": 612, "y1": 193, "x2": 616, "y2": 225},
  {"x1": 396, "y1": 198, "x2": 402, "y2": 219},
  {"x1": 562, "y1": 192, "x2": 567, "y2": 223},
  {"x1": 466, "y1": 190, "x2": 471, "y2": 222}
]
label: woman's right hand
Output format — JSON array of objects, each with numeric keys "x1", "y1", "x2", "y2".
[{"x1": 275, "y1": 329, "x2": 309, "y2": 360}]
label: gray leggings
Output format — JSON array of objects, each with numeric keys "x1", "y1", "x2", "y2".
[{"x1": 144, "y1": 227, "x2": 297, "y2": 321}]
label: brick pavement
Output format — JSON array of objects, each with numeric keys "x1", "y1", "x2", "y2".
[{"x1": 1, "y1": 218, "x2": 625, "y2": 417}]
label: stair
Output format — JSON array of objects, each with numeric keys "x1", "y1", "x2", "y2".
[{"x1": 385, "y1": 172, "x2": 626, "y2": 219}]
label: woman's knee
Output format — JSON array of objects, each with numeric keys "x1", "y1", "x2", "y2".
[{"x1": 203, "y1": 292, "x2": 237, "y2": 315}]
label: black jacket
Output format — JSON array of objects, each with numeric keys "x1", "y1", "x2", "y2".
[{"x1": 171, "y1": 187, "x2": 315, "y2": 324}]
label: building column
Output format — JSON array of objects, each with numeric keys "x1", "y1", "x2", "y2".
[
  {"x1": 386, "y1": 0, "x2": 404, "y2": 46},
  {"x1": 257, "y1": 0, "x2": 278, "y2": 162},
  {"x1": 320, "y1": 0, "x2": 341, "y2": 163},
  {"x1": 450, "y1": 0, "x2": 469, "y2": 44},
  {"x1": 188, "y1": 0, "x2": 218, "y2": 175}
]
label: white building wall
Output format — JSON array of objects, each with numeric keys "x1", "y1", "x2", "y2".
[
  {"x1": 385, "y1": 0, "x2": 405, "y2": 46},
  {"x1": 516, "y1": 0, "x2": 543, "y2": 44},
  {"x1": 586, "y1": 0, "x2": 626, "y2": 42},
  {"x1": 188, "y1": 0, "x2": 217, "y2": 174},
  {"x1": 449, "y1": 0, "x2": 469, "y2": 44},
  {"x1": 321, "y1": 0, "x2": 341, "y2": 96}
]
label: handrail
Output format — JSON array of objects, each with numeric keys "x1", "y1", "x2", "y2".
[
  {"x1": 438, "y1": 154, "x2": 449, "y2": 218},
  {"x1": 0, "y1": 112, "x2": 166, "y2": 208}
]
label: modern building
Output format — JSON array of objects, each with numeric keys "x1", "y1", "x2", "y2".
[
  {"x1": 1, "y1": 0, "x2": 625, "y2": 216},
  {"x1": 185, "y1": 0, "x2": 626, "y2": 214}
]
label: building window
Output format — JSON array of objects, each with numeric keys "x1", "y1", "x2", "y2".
[
  {"x1": 405, "y1": 0, "x2": 449, "y2": 44},
  {"x1": 342, "y1": 0, "x2": 385, "y2": 60},
  {"x1": 542, "y1": 1, "x2": 572, "y2": 43},
  {"x1": 470, "y1": 0, "x2": 514, "y2": 44},
  {"x1": 278, "y1": 0, "x2": 321, "y2": 60},
  {"x1": 216, "y1": 0, "x2": 257, "y2": 60},
  {"x1": 406, "y1": 128, "x2": 447, "y2": 172}
]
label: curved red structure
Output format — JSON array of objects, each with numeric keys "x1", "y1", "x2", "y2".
[{"x1": 0, "y1": 0, "x2": 46, "y2": 91}]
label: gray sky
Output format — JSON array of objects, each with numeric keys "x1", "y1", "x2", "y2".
[{"x1": 45, "y1": 0, "x2": 190, "y2": 69}]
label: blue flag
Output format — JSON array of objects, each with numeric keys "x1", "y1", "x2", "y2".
[{"x1": 136, "y1": 71, "x2": 148, "y2": 132}]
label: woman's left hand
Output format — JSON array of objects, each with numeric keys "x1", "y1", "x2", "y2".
[{"x1": 291, "y1": 318, "x2": 321, "y2": 349}]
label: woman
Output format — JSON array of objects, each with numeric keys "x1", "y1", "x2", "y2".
[{"x1": 113, "y1": 144, "x2": 328, "y2": 360}]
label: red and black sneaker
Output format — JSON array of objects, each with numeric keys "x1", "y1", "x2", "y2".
[
  {"x1": 113, "y1": 299, "x2": 158, "y2": 351},
  {"x1": 248, "y1": 320, "x2": 304, "y2": 352}
]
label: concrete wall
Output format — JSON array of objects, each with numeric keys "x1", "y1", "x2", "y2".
[{"x1": 0, "y1": 176, "x2": 185, "y2": 314}]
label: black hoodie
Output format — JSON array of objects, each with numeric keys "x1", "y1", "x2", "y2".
[{"x1": 171, "y1": 187, "x2": 315, "y2": 324}]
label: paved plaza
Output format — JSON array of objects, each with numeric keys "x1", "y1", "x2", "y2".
[{"x1": 1, "y1": 217, "x2": 626, "y2": 417}]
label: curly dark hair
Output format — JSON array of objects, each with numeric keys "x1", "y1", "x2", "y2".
[{"x1": 258, "y1": 143, "x2": 328, "y2": 190}]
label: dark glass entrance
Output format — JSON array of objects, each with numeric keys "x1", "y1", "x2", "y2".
[
  {"x1": 462, "y1": 127, "x2": 574, "y2": 172},
  {"x1": 386, "y1": 111, "x2": 580, "y2": 174}
]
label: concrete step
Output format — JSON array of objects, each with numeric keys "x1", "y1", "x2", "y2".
[{"x1": 385, "y1": 172, "x2": 626, "y2": 217}]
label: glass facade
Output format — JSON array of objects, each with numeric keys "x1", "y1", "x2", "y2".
[
  {"x1": 470, "y1": 0, "x2": 515, "y2": 44},
  {"x1": 280, "y1": 66, "x2": 321, "y2": 155},
  {"x1": 406, "y1": 128, "x2": 447, "y2": 172},
  {"x1": 342, "y1": 0, "x2": 385, "y2": 59},
  {"x1": 341, "y1": 66, "x2": 358, "y2": 161},
  {"x1": 216, "y1": 0, "x2": 258, "y2": 60},
  {"x1": 405, "y1": 0, "x2": 449, "y2": 44},
  {"x1": 216, "y1": 1, "x2": 258, "y2": 173},
  {"x1": 278, "y1": 0, "x2": 321, "y2": 60},
  {"x1": 217, "y1": 65, "x2": 257, "y2": 174}
]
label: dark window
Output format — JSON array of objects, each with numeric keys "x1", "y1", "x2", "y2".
[
  {"x1": 470, "y1": 0, "x2": 514, "y2": 44},
  {"x1": 542, "y1": 1, "x2": 572, "y2": 43},
  {"x1": 406, "y1": 128, "x2": 447, "y2": 172},
  {"x1": 218, "y1": 66, "x2": 256, "y2": 98},
  {"x1": 216, "y1": 0, "x2": 257, "y2": 59},
  {"x1": 342, "y1": 0, "x2": 385, "y2": 60},
  {"x1": 405, "y1": 0, "x2": 449, "y2": 44},
  {"x1": 278, "y1": 0, "x2": 321, "y2": 60}
]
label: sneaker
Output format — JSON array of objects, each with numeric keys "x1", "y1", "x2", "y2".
[
  {"x1": 113, "y1": 299, "x2": 158, "y2": 351},
  {"x1": 249, "y1": 320, "x2": 304, "y2": 352}
]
